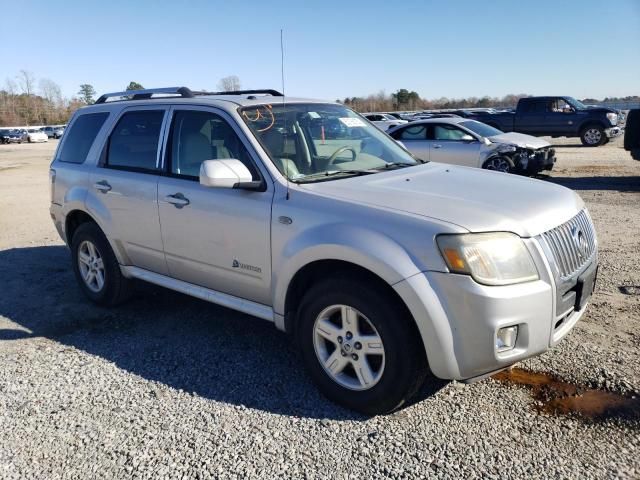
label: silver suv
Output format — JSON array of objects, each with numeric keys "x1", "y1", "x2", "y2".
[{"x1": 50, "y1": 87, "x2": 598, "y2": 414}]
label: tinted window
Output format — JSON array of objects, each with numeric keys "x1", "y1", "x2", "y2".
[
  {"x1": 395, "y1": 124, "x2": 427, "y2": 140},
  {"x1": 57, "y1": 112, "x2": 109, "y2": 164},
  {"x1": 524, "y1": 101, "x2": 546, "y2": 114},
  {"x1": 168, "y1": 110, "x2": 258, "y2": 180},
  {"x1": 107, "y1": 110, "x2": 164, "y2": 171},
  {"x1": 434, "y1": 124, "x2": 467, "y2": 141}
]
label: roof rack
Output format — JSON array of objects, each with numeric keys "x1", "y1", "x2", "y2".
[{"x1": 94, "y1": 87, "x2": 283, "y2": 104}]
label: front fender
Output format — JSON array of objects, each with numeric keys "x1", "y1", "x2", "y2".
[{"x1": 272, "y1": 223, "x2": 422, "y2": 316}]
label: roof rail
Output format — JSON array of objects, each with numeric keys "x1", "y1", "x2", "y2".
[
  {"x1": 193, "y1": 89, "x2": 283, "y2": 97},
  {"x1": 94, "y1": 87, "x2": 284, "y2": 104},
  {"x1": 94, "y1": 87, "x2": 195, "y2": 104}
]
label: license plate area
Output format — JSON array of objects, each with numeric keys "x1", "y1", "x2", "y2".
[{"x1": 575, "y1": 264, "x2": 598, "y2": 310}]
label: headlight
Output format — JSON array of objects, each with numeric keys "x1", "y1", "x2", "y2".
[
  {"x1": 606, "y1": 112, "x2": 618, "y2": 126},
  {"x1": 497, "y1": 144, "x2": 516, "y2": 153},
  {"x1": 437, "y1": 233, "x2": 539, "y2": 286}
]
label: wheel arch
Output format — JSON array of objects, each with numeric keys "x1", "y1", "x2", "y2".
[{"x1": 64, "y1": 208, "x2": 128, "y2": 265}]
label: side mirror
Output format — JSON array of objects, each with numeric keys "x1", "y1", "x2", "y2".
[
  {"x1": 461, "y1": 134, "x2": 476, "y2": 142},
  {"x1": 199, "y1": 159, "x2": 253, "y2": 189},
  {"x1": 482, "y1": 137, "x2": 492, "y2": 146}
]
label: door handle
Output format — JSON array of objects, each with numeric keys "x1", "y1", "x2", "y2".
[
  {"x1": 433, "y1": 144, "x2": 442, "y2": 149},
  {"x1": 94, "y1": 180, "x2": 112, "y2": 193},
  {"x1": 164, "y1": 192, "x2": 190, "y2": 209}
]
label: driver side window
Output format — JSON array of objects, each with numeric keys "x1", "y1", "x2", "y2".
[{"x1": 168, "y1": 110, "x2": 259, "y2": 180}]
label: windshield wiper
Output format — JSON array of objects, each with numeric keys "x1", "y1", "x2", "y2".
[{"x1": 294, "y1": 169, "x2": 377, "y2": 183}]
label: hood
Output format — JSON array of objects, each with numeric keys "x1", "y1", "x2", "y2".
[
  {"x1": 304, "y1": 163, "x2": 584, "y2": 237},
  {"x1": 488, "y1": 132, "x2": 551, "y2": 149},
  {"x1": 584, "y1": 105, "x2": 618, "y2": 114}
]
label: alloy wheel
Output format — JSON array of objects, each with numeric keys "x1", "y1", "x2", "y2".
[
  {"x1": 77, "y1": 240, "x2": 105, "y2": 292},
  {"x1": 484, "y1": 157, "x2": 512, "y2": 172},
  {"x1": 313, "y1": 304, "x2": 385, "y2": 391},
  {"x1": 584, "y1": 128, "x2": 602, "y2": 145}
]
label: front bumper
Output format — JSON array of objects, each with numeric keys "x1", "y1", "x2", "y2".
[
  {"x1": 605, "y1": 126, "x2": 623, "y2": 138},
  {"x1": 394, "y1": 237, "x2": 596, "y2": 381}
]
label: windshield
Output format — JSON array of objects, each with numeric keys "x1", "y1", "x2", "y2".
[
  {"x1": 240, "y1": 103, "x2": 420, "y2": 182},
  {"x1": 564, "y1": 97, "x2": 587, "y2": 110},
  {"x1": 460, "y1": 120, "x2": 503, "y2": 137}
]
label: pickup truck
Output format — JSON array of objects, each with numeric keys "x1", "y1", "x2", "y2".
[{"x1": 469, "y1": 96, "x2": 623, "y2": 146}]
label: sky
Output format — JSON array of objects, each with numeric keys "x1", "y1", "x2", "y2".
[{"x1": 1, "y1": 0, "x2": 639, "y2": 101}]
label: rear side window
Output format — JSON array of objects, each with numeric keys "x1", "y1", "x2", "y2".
[
  {"x1": 106, "y1": 110, "x2": 164, "y2": 172},
  {"x1": 57, "y1": 112, "x2": 109, "y2": 164},
  {"x1": 395, "y1": 125, "x2": 427, "y2": 140}
]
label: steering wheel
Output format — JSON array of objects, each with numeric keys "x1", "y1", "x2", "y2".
[{"x1": 327, "y1": 146, "x2": 357, "y2": 165}]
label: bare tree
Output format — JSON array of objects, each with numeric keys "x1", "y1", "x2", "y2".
[
  {"x1": 40, "y1": 78, "x2": 62, "y2": 106},
  {"x1": 17, "y1": 70, "x2": 36, "y2": 96},
  {"x1": 217, "y1": 75, "x2": 241, "y2": 92}
]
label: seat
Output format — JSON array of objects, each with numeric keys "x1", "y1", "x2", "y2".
[
  {"x1": 260, "y1": 129, "x2": 300, "y2": 177},
  {"x1": 177, "y1": 116, "x2": 212, "y2": 176}
]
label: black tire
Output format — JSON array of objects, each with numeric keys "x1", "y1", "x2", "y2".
[
  {"x1": 297, "y1": 276, "x2": 427, "y2": 415},
  {"x1": 482, "y1": 155, "x2": 515, "y2": 173},
  {"x1": 580, "y1": 124, "x2": 606, "y2": 146},
  {"x1": 70, "y1": 222, "x2": 132, "y2": 306}
]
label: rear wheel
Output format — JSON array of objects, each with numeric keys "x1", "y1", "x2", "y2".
[
  {"x1": 71, "y1": 222, "x2": 132, "y2": 306},
  {"x1": 297, "y1": 276, "x2": 427, "y2": 414},
  {"x1": 580, "y1": 125, "x2": 605, "y2": 146}
]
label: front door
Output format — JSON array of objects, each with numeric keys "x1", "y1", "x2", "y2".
[
  {"x1": 430, "y1": 123, "x2": 481, "y2": 167},
  {"x1": 157, "y1": 107, "x2": 273, "y2": 305}
]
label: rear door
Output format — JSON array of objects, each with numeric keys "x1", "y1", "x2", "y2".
[
  {"x1": 515, "y1": 100, "x2": 548, "y2": 135},
  {"x1": 389, "y1": 123, "x2": 430, "y2": 161},
  {"x1": 86, "y1": 106, "x2": 168, "y2": 275},
  {"x1": 430, "y1": 123, "x2": 481, "y2": 167},
  {"x1": 156, "y1": 106, "x2": 273, "y2": 305}
]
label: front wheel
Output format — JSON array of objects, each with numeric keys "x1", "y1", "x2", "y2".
[
  {"x1": 482, "y1": 156, "x2": 514, "y2": 173},
  {"x1": 297, "y1": 277, "x2": 427, "y2": 414},
  {"x1": 580, "y1": 125, "x2": 605, "y2": 146}
]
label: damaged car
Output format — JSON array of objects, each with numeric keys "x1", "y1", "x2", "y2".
[{"x1": 389, "y1": 118, "x2": 555, "y2": 174}]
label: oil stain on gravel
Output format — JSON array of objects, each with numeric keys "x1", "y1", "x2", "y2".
[{"x1": 493, "y1": 368, "x2": 640, "y2": 421}]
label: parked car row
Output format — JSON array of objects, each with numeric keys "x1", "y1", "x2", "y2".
[
  {"x1": 373, "y1": 96, "x2": 625, "y2": 147},
  {"x1": 0, "y1": 125, "x2": 65, "y2": 144}
]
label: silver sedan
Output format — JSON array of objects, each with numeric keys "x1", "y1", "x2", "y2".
[{"x1": 388, "y1": 118, "x2": 556, "y2": 174}]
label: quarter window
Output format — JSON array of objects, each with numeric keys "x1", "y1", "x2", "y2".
[
  {"x1": 168, "y1": 110, "x2": 258, "y2": 180},
  {"x1": 106, "y1": 110, "x2": 164, "y2": 172},
  {"x1": 57, "y1": 112, "x2": 109, "y2": 164}
]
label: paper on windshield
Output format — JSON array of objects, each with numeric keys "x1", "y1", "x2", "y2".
[{"x1": 339, "y1": 117, "x2": 366, "y2": 127}]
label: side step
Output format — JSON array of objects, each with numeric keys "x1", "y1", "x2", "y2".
[{"x1": 121, "y1": 266, "x2": 274, "y2": 322}]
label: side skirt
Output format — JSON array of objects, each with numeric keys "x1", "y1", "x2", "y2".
[{"x1": 120, "y1": 265, "x2": 275, "y2": 322}]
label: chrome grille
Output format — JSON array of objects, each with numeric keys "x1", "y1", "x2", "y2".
[{"x1": 542, "y1": 210, "x2": 597, "y2": 279}]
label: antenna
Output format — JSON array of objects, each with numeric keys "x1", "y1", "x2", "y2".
[{"x1": 281, "y1": 28, "x2": 290, "y2": 201}]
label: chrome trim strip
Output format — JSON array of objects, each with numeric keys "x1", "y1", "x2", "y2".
[{"x1": 121, "y1": 265, "x2": 275, "y2": 322}]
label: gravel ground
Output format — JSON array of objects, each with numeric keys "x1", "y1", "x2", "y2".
[{"x1": 0, "y1": 138, "x2": 638, "y2": 479}]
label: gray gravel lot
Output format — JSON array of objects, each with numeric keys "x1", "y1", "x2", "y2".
[{"x1": 0, "y1": 138, "x2": 639, "y2": 479}]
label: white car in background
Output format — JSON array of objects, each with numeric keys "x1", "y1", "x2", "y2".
[
  {"x1": 26, "y1": 128, "x2": 48, "y2": 143},
  {"x1": 363, "y1": 113, "x2": 407, "y2": 131},
  {"x1": 389, "y1": 118, "x2": 555, "y2": 175}
]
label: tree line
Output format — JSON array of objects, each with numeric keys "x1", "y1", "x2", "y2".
[
  {"x1": 1, "y1": 71, "x2": 636, "y2": 127},
  {"x1": 341, "y1": 90, "x2": 640, "y2": 112}
]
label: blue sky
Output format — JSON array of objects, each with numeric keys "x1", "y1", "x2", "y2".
[{"x1": 2, "y1": 0, "x2": 639, "y2": 101}]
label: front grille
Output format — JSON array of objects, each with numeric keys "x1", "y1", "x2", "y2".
[{"x1": 542, "y1": 210, "x2": 597, "y2": 279}]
